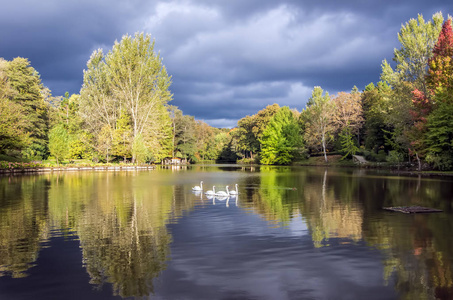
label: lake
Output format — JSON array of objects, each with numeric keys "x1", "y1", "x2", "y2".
[{"x1": 0, "y1": 165, "x2": 452, "y2": 299}]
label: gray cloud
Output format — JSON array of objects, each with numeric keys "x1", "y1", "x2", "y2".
[{"x1": 1, "y1": 0, "x2": 452, "y2": 127}]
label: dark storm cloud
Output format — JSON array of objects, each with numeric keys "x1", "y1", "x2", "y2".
[
  {"x1": 0, "y1": 0, "x2": 150, "y2": 93},
  {"x1": 1, "y1": 1, "x2": 452, "y2": 127}
]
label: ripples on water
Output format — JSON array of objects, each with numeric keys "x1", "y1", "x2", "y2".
[{"x1": 0, "y1": 166, "x2": 452, "y2": 299}]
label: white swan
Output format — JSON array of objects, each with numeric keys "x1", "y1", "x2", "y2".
[
  {"x1": 192, "y1": 181, "x2": 203, "y2": 191},
  {"x1": 215, "y1": 185, "x2": 229, "y2": 197},
  {"x1": 205, "y1": 186, "x2": 216, "y2": 195},
  {"x1": 229, "y1": 184, "x2": 238, "y2": 195}
]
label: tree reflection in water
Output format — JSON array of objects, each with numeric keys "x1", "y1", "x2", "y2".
[
  {"x1": 0, "y1": 172, "x2": 189, "y2": 298},
  {"x1": 249, "y1": 167, "x2": 453, "y2": 300},
  {"x1": 0, "y1": 168, "x2": 453, "y2": 299}
]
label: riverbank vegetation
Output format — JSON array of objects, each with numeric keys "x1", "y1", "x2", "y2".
[{"x1": 1, "y1": 13, "x2": 453, "y2": 170}]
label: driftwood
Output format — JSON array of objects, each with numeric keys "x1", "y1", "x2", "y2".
[{"x1": 383, "y1": 206, "x2": 443, "y2": 214}]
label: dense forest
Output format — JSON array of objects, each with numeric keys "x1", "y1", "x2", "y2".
[{"x1": 1, "y1": 13, "x2": 453, "y2": 170}]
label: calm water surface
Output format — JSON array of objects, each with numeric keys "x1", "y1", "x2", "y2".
[{"x1": 0, "y1": 165, "x2": 452, "y2": 299}]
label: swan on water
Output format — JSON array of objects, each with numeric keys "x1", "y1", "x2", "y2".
[
  {"x1": 192, "y1": 181, "x2": 203, "y2": 191},
  {"x1": 229, "y1": 184, "x2": 238, "y2": 195},
  {"x1": 205, "y1": 186, "x2": 216, "y2": 195},
  {"x1": 215, "y1": 185, "x2": 229, "y2": 197}
]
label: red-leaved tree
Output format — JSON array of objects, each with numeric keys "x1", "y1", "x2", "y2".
[
  {"x1": 427, "y1": 19, "x2": 453, "y2": 97},
  {"x1": 409, "y1": 19, "x2": 453, "y2": 169}
]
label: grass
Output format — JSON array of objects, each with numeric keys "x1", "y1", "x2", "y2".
[{"x1": 295, "y1": 155, "x2": 357, "y2": 167}]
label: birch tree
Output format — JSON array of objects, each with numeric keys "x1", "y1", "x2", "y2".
[
  {"x1": 302, "y1": 87, "x2": 337, "y2": 162},
  {"x1": 106, "y1": 33, "x2": 172, "y2": 162},
  {"x1": 79, "y1": 49, "x2": 118, "y2": 136},
  {"x1": 79, "y1": 33, "x2": 173, "y2": 162},
  {"x1": 381, "y1": 13, "x2": 444, "y2": 93}
]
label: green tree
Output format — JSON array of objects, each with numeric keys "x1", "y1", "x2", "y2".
[
  {"x1": 97, "y1": 125, "x2": 114, "y2": 162},
  {"x1": 145, "y1": 105, "x2": 173, "y2": 162},
  {"x1": 236, "y1": 115, "x2": 259, "y2": 159},
  {"x1": 423, "y1": 20, "x2": 453, "y2": 169},
  {"x1": 113, "y1": 112, "x2": 132, "y2": 161},
  {"x1": 49, "y1": 93, "x2": 88, "y2": 160},
  {"x1": 338, "y1": 125, "x2": 359, "y2": 159},
  {"x1": 361, "y1": 82, "x2": 401, "y2": 154},
  {"x1": 5, "y1": 57, "x2": 49, "y2": 159},
  {"x1": 79, "y1": 33, "x2": 173, "y2": 163},
  {"x1": 79, "y1": 49, "x2": 118, "y2": 137},
  {"x1": 48, "y1": 124, "x2": 69, "y2": 165},
  {"x1": 381, "y1": 13, "x2": 444, "y2": 93},
  {"x1": 0, "y1": 97, "x2": 31, "y2": 154},
  {"x1": 379, "y1": 13, "x2": 446, "y2": 167},
  {"x1": 132, "y1": 134, "x2": 150, "y2": 165},
  {"x1": 212, "y1": 131, "x2": 234, "y2": 162},
  {"x1": 235, "y1": 104, "x2": 280, "y2": 160},
  {"x1": 106, "y1": 33, "x2": 172, "y2": 161},
  {"x1": 260, "y1": 107, "x2": 303, "y2": 165},
  {"x1": 0, "y1": 59, "x2": 31, "y2": 154},
  {"x1": 177, "y1": 116, "x2": 197, "y2": 161},
  {"x1": 302, "y1": 87, "x2": 336, "y2": 162},
  {"x1": 424, "y1": 102, "x2": 453, "y2": 169},
  {"x1": 194, "y1": 120, "x2": 215, "y2": 161}
]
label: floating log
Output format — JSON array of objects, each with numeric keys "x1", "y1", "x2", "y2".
[{"x1": 383, "y1": 206, "x2": 443, "y2": 214}]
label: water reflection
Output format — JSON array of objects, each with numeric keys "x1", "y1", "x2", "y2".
[
  {"x1": 235, "y1": 166, "x2": 453, "y2": 299},
  {"x1": 0, "y1": 176, "x2": 50, "y2": 278},
  {"x1": 0, "y1": 168, "x2": 452, "y2": 299},
  {"x1": 0, "y1": 172, "x2": 188, "y2": 298}
]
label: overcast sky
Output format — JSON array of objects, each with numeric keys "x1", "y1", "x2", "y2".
[{"x1": 1, "y1": 1, "x2": 452, "y2": 128}]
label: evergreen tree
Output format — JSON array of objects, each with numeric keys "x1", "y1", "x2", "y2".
[
  {"x1": 339, "y1": 125, "x2": 359, "y2": 159},
  {"x1": 425, "y1": 102, "x2": 453, "y2": 169}
]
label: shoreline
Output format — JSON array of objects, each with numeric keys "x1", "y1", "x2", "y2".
[
  {"x1": 2, "y1": 162, "x2": 453, "y2": 178},
  {"x1": 0, "y1": 165, "x2": 156, "y2": 174}
]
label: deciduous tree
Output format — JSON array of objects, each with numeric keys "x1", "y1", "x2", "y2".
[
  {"x1": 106, "y1": 33, "x2": 172, "y2": 161},
  {"x1": 5, "y1": 57, "x2": 49, "y2": 159},
  {"x1": 79, "y1": 33, "x2": 173, "y2": 163},
  {"x1": 302, "y1": 87, "x2": 336, "y2": 162},
  {"x1": 260, "y1": 107, "x2": 303, "y2": 165},
  {"x1": 423, "y1": 19, "x2": 453, "y2": 169},
  {"x1": 333, "y1": 91, "x2": 363, "y2": 134},
  {"x1": 48, "y1": 124, "x2": 69, "y2": 165},
  {"x1": 381, "y1": 13, "x2": 444, "y2": 93},
  {"x1": 0, "y1": 59, "x2": 31, "y2": 154}
]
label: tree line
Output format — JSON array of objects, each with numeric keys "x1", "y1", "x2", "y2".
[{"x1": 1, "y1": 13, "x2": 453, "y2": 169}]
